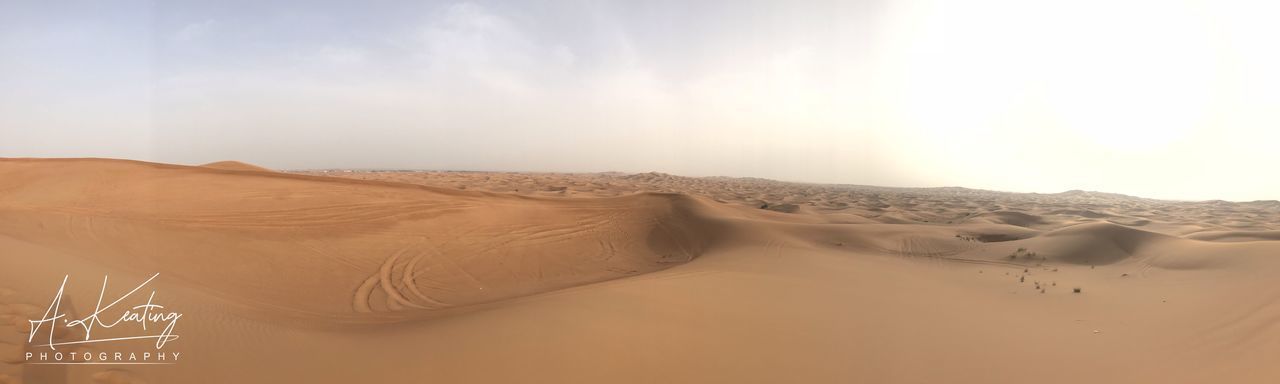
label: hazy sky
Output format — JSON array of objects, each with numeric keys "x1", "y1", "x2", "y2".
[{"x1": 3, "y1": 1, "x2": 1279, "y2": 201}]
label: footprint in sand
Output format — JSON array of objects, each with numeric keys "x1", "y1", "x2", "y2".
[{"x1": 92, "y1": 369, "x2": 146, "y2": 384}]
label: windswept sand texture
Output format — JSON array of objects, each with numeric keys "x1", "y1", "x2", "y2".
[{"x1": 2, "y1": 158, "x2": 1280, "y2": 383}]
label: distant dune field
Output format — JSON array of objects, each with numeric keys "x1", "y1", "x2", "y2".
[{"x1": 2, "y1": 158, "x2": 1279, "y2": 383}]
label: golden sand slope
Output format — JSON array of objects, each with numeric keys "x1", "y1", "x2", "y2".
[
  {"x1": 0, "y1": 159, "x2": 710, "y2": 322},
  {"x1": 2, "y1": 159, "x2": 1280, "y2": 383}
]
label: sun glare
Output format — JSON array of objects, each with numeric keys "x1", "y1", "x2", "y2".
[{"x1": 885, "y1": 0, "x2": 1217, "y2": 152}]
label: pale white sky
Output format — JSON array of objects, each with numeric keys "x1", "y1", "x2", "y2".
[{"x1": 2, "y1": 0, "x2": 1278, "y2": 201}]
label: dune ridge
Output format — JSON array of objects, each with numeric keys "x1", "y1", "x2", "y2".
[
  {"x1": 0, "y1": 158, "x2": 716, "y2": 323},
  {"x1": 200, "y1": 160, "x2": 275, "y2": 172}
]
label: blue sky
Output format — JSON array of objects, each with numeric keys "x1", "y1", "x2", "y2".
[{"x1": 3, "y1": 0, "x2": 1279, "y2": 201}]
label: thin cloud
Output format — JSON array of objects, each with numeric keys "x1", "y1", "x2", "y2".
[{"x1": 171, "y1": 19, "x2": 216, "y2": 42}]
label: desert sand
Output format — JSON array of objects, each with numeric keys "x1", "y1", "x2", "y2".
[{"x1": 2, "y1": 157, "x2": 1279, "y2": 383}]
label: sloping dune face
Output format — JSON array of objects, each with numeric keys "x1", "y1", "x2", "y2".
[
  {"x1": 1027, "y1": 222, "x2": 1174, "y2": 265},
  {"x1": 1185, "y1": 230, "x2": 1280, "y2": 242},
  {"x1": 199, "y1": 160, "x2": 275, "y2": 172},
  {"x1": 0, "y1": 159, "x2": 711, "y2": 322}
]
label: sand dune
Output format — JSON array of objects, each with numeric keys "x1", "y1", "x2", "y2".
[
  {"x1": 199, "y1": 160, "x2": 275, "y2": 172},
  {"x1": 0, "y1": 158, "x2": 712, "y2": 323},
  {"x1": 1026, "y1": 222, "x2": 1174, "y2": 265},
  {"x1": 967, "y1": 210, "x2": 1049, "y2": 228},
  {"x1": 1185, "y1": 230, "x2": 1280, "y2": 242},
  {"x1": 2, "y1": 158, "x2": 1280, "y2": 383}
]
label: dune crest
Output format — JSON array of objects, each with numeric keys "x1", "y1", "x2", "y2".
[
  {"x1": 0, "y1": 158, "x2": 714, "y2": 323},
  {"x1": 200, "y1": 160, "x2": 275, "y2": 172},
  {"x1": 1184, "y1": 230, "x2": 1280, "y2": 242},
  {"x1": 1026, "y1": 221, "x2": 1174, "y2": 265}
]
